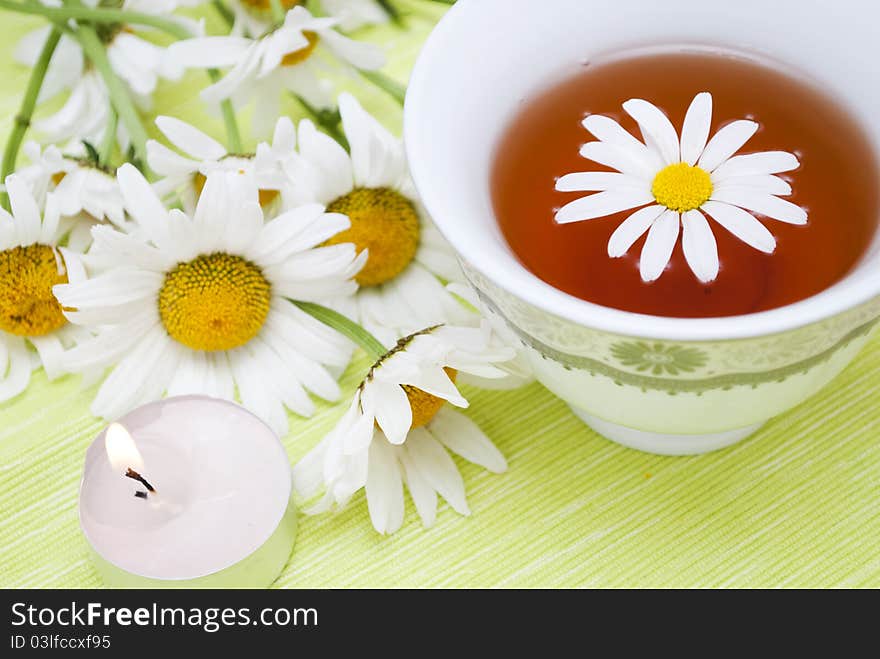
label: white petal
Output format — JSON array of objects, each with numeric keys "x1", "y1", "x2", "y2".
[
  {"x1": 248, "y1": 204, "x2": 331, "y2": 263},
  {"x1": 681, "y1": 209, "x2": 719, "y2": 283},
  {"x1": 555, "y1": 171, "x2": 646, "y2": 193},
  {"x1": 406, "y1": 428, "x2": 470, "y2": 516},
  {"x1": 581, "y1": 113, "x2": 657, "y2": 160},
  {"x1": 639, "y1": 210, "x2": 680, "y2": 282},
  {"x1": 339, "y1": 92, "x2": 405, "y2": 188},
  {"x1": 555, "y1": 189, "x2": 652, "y2": 224},
  {"x1": 579, "y1": 141, "x2": 658, "y2": 179},
  {"x1": 398, "y1": 447, "x2": 438, "y2": 528},
  {"x1": 223, "y1": 201, "x2": 263, "y2": 254},
  {"x1": 401, "y1": 365, "x2": 467, "y2": 407},
  {"x1": 39, "y1": 192, "x2": 61, "y2": 244},
  {"x1": 710, "y1": 189, "x2": 807, "y2": 225},
  {"x1": 623, "y1": 98, "x2": 681, "y2": 164},
  {"x1": 701, "y1": 200, "x2": 776, "y2": 253},
  {"x1": 296, "y1": 119, "x2": 354, "y2": 204},
  {"x1": 91, "y1": 329, "x2": 176, "y2": 420},
  {"x1": 60, "y1": 311, "x2": 157, "y2": 372},
  {"x1": 679, "y1": 92, "x2": 712, "y2": 165},
  {"x1": 0, "y1": 337, "x2": 32, "y2": 403},
  {"x1": 711, "y1": 151, "x2": 800, "y2": 178},
  {"x1": 319, "y1": 29, "x2": 385, "y2": 70},
  {"x1": 167, "y1": 36, "x2": 253, "y2": 68},
  {"x1": 148, "y1": 141, "x2": 199, "y2": 181},
  {"x1": 365, "y1": 438, "x2": 404, "y2": 534},
  {"x1": 364, "y1": 381, "x2": 412, "y2": 445},
  {"x1": 712, "y1": 175, "x2": 792, "y2": 196},
  {"x1": 607, "y1": 205, "x2": 666, "y2": 257},
  {"x1": 6, "y1": 175, "x2": 42, "y2": 246},
  {"x1": 429, "y1": 408, "x2": 507, "y2": 473},
  {"x1": 155, "y1": 115, "x2": 226, "y2": 160},
  {"x1": 117, "y1": 164, "x2": 171, "y2": 247},
  {"x1": 229, "y1": 347, "x2": 289, "y2": 436},
  {"x1": 698, "y1": 120, "x2": 759, "y2": 172}
]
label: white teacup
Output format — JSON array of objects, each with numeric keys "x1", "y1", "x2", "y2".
[{"x1": 404, "y1": 0, "x2": 880, "y2": 455}]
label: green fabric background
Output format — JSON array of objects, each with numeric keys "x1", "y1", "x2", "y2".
[{"x1": 1, "y1": 3, "x2": 879, "y2": 588}]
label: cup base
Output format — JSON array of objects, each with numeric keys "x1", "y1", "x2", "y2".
[{"x1": 569, "y1": 407, "x2": 763, "y2": 456}]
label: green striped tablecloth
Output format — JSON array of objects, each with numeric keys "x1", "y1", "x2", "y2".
[{"x1": 1, "y1": 3, "x2": 879, "y2": 588}]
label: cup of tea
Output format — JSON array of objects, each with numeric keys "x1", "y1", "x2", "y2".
[{"x1": 404, "y1": 0, "x2": 880, "y2": 454}]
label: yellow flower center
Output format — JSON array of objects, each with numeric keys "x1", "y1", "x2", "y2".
[
  {"x1": 404, "y1": 368, "x2": 457, "y2": 428},
  {"x1": 651, "y1": 162, "x2": 713, "y2": 212},
  {"x1": 192, "y1": 171, "x2": 279, "y2": 208},
  {"x1": 0, "y1": 244, "x2": 68, "y2": 337},
  {"x1": 324, "y1": 187, "x2": 420, "y2": 287},
  {"x1": 158, "y1": 253, "x2": 271, "y2": 352},
  {"x1": 281, "y1": 31, "x2": 320, "y2": 67}
]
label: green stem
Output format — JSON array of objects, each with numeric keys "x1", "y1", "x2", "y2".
[
  {"x1": 98, "y1": 107, "x2": 118, "y2": 167},
  {"x1": 269, "y1": 0, "x2": 285, "y2": 24},
  {"x1": 359, "y1": 70, "x2": 406, "y2": 106},
  {"x1": 292, "y1": 301, "x2": 386, "y2": 361},
  {"x1": 211, "y1": 0, "x2": 235, "y2": 27},
  {"x1": 0, "y1": 27, "x2": 61, "y2": 212},
  {"x1": 293, "y1": 94, "x2": 349, "y2": 151},
  {"x1": 0, "y1": 1, "x2": 195, "y2": 40},
  {"x1": 208, "y1": 70, "x2": 242, "y2": 153},
  {"x1": 376, "y1": 0, "x2": 403, "y2": 24},
  {"x1": 74, "y1": 25, "x2": 149, "y2": 170}
]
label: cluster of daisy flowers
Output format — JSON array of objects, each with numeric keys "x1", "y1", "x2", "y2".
[{"x1": 0, "y1": 0, "x2": 528, "y2": 534}]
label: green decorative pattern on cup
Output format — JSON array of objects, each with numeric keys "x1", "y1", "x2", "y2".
[{"x1": 609, "y1": 341, "x2": 708, "y2": 375}]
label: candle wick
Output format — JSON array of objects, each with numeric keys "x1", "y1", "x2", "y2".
[
  {"x1": 125, "y1": 468, "x2": 156, "y2": 493},
  {"x1": 134, "y1": 490, "x2": 148, "y2": 499}
]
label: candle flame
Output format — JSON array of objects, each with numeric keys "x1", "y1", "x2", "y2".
[{"x1": 104, "y1": 423, "x2": 144, "y2": 472}]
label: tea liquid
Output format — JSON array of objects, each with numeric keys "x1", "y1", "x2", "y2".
[{"x1": 492, "y1": 50, "x2": 879, "y2": 317}]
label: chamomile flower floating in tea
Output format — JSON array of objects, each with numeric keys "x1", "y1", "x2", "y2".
[
  {"x1": 293, "y1": 324, "x2": 515, "y2": 534},
  {"x1": 0, "y1": 176, "x2": 90, "y2": 402},
  {"x1": 54, "y1": 166, "x2": 365, "y2": 435},
  {"x1": 147, "y1": 115, "x2": 295, "y2": 213},
  {"x1": 556, "y1": 92, "x2": 806, "y2": 283},
  {"x1": 167, "y1": 6, "x2": 385, "y2": 135},
  {"x1": 292, "y1": 93, "x2": 472, "y2": 343},
  {"x1": 556, "y1": 92, "x2": 807, "y2": 282}
]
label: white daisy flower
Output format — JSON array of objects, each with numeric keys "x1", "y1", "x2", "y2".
[
  {"x1": 14, "y1": 16, "x2": 191, "y2": 145},
  {"x1": 555, "y1": 91, "x2": 807, "y2": 283},
  {"x1": 17, "y1": 142, "x2": 125, "y2": 221},
  {"x1": 147, "y1": 115, "x2": 295, "y2": 213},
  {"x1": 0, "y1": 175, "x2": 90, "y2": 402},
  {"x1": 167, "y1": 6, "x2": 385, "y2": 135},
  {"x1": 54, "y1": 165, "x2": 366, "y2": 435},
  {"x1": 292, "y1": 92, "x2": 471, "y2": 344},
  {"x1": 293, "y1": 323, "x2": 515, "y2": 534}
]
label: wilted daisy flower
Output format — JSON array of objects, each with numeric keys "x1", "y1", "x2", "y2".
[
  {"x1": 0, "y1": 176, "x2": 90, "y2": 402},
  {"x1": 291, "y1": 93, "x2": 470, "y2": 344},
  {"x1": 167, "y1": 6, "x2": 385, "y2": 135},
  {"x1": 147, "y1": 115, "x2": 295, "y2": 213},
  {"x1": 54, "y1": 165, "x2": 365, "y2": 435},
  {"x1": 293, "y1": 323, "x2": 515, "y2": 534},
  {"x1": 15, "y1": 142, "x2": 127, "y2": 250},
  {"x1": 556, "y1": 91, "x2": 806, "y2": 283}
]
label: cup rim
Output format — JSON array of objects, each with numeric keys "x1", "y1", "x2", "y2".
[{"x1": 403, "y1": 0, "x2": 880, "y2": 342}]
